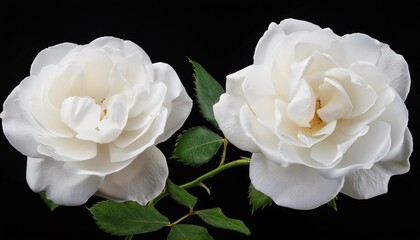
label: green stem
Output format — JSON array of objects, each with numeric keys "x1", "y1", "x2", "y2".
[
  {"x1": 180, "y1": 158, "x2": 250, "y2": 189},
  {"x1": 124, "y1": 235, "x2": 133, "y2": 240},
  {"x1": 148, "y1": 158, "x2": 251, "y2": 207},
  {"x1": 167, "y1": 209, "x2": 196, "y2": 227},
  {"x1": 219, "y1": 138, "x2": 228, "y2": 166}
]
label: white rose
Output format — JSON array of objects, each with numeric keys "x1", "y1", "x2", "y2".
[
  {"x1": 0, "y1": 36, "x2": 193, "y2": 206},
  {"x1": 213, "y1": 19, "x2": 413, "y2": 210}
]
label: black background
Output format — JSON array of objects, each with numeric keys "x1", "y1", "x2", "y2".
[{"x1": 0, "y1": 1, "x2": 418, "y2": 239}]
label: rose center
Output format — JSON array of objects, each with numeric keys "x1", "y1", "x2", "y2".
[
  {"x1": 309, "y1": 98, "x2": 323, "y2": 129},
  {"x1": 93, "y1": 97, "x2": 107, "y2": 121}
]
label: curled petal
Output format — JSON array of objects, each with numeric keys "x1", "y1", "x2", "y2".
[
  {"x1": 97, "y1": 146, "x2": 168, "y2": 205},
  {"x1": 0, "y1": 87, "x2": 43, "y2": 158},
  {"x1": 250, "y1": 153, "x2": 343, "y2": 210},
  {"x1": 378, "y1": 44, "x2": 411, "y2": 100},
  {"x1": 26, "y1": 157, "x2": 102, "y2": 206},
  {"x1": 341, "y1": 128, "x2": 411, "y2": 199},
  {"x1": 30, "y1": 43, "x2": 77, "y2": 76}
]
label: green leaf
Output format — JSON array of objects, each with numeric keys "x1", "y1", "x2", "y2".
[
  {"x1": 168, "y1": 224, "x2": 213, "y2": 240},
  {"x1": 189, "y1": 58, "x2": 225, "y2": 129},
  {"x1": 172, "y1": 126, "x2": 224, "y2": 166},
  {"x1": 248, "y1": 184, "x2": 273, "y2": 214},
  {"x1": 166, "y1": 178, "x2": 197, "y2": 209},
  {"x1": 89, "y1": 200, "x2": 169, "y2": 236},
  {"x1": 39, "y1": 192, "x2": 59, "y2": 211},
  {"x1": 196, "y1": 208, "x2": 250, "y2": 236},
  {"x1": 327, "y1": 195, "x2": 338, "y2": 211}
]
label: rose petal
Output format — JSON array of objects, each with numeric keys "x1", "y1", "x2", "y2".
[
  {"x1": 30, "y1": 42, "x2": 77, "y2": 76},
  {"x1": 153, "y1": 62, "x2": 193, "y2": 143},
  {"x1": 26, "y1": 157, "x2": 102, "y2": 206},
  {"x1": 326, "y1": 68, "x2": 378, "y2": 118},
  {"x1": 310, "y1": 126, "x2": 369, "y2": 166},
  {"x1": 214, "y1": 87, "x2": 259, "y2": 153},
  {"x1": 250, "y1": 153, "x2": 343, "y2": 210},
  {"x1": 327, "y1": 33, "x2": 382, "y2": 68},
  {"x1": 60, "y1": 96, "x2": 101, "y2": 133},
  {"x1": 286, "y1": 79, "x2": 315, "y2": 127},
  {"x1": 128, "y1": 82, "x2": 166, "y2": 125},
  {"x1": 0, "y1": 86, "x2": 44, "y2": 158},
  {"x1": 254, "y1": 22, "x2": 287, "y2": 65},
  {"x1": 279, "y1": 18, "x2": 321, "y2": 35},
  {"x1": 36, "y1": 136, "x2": 97, "y2": 161},
  {"x1": 63, "y1": 144, "x2": 134, "y2": 176},
  {"x1": 377, "y1": 94, "x2": 409, "y2": 161},
  {"x1": 109, "y1": 108, "x2": 168, "y2": 162},
  {"x1": 378, "y1": 44, "x2": 411, "y2": 100},
  {"x1": 341, "y1": 128, "x2": 411, "y2": 199},
  {"x1": 318, "y1": 121, "x2": 392, "y2": 178},
  {"x1": 97, "y1": 146, "x2": 168, "y2": 205},
  {"x1": 90, "y1": 36, "x2": 150, "y2": 59},
  {"x1": 226, "y1": 65, "x2": 253, "y2": 98}
]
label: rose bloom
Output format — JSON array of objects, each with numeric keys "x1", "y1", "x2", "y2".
[
  {"x1": 214, "y1": 18, "x2": 413, "y2": 210},
  {"x1": 0, "y1": 37, "x2": 192, "y2": 206}
]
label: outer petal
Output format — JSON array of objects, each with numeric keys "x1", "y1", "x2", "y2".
[
  {"x1": 90, "y1": 36, "x2": 149, "y2": 59},
  {"x1": 327, "y1": 33, "x2": 382, "y2": 68},
  {"x1": 341, "y1": 128, "x2": 411, "y2": 199},
  {"x1": 30, "y1": 42, "x2": 77, "y2": 76},
  {"x1": 250, "y1": 153, "x2": 343, "y2": 210},
  {"x1": 254, "y1": 19, "x2": 321, "y2": 65},
  {"x1": 153, "y1": 62, "x2": 192, "y2": 143},
  {"x1": 26, "y1": 157, "x2": 102, "y2": 206},
  {"x1": 97, "y1": 146, "x2": 168, "y2": 205},
  {"x1": 214, "y1": 94, "x2": 259, "y2": 153},
  {"x1": 378, "y1": 44, "x2": 411, "y2": 100},
  {"x1": 0, "y1": 86, "x2": 43, "y2": 158},
  {"x1": 213, "y1": 66, "x2": 259, "y2": 153}
]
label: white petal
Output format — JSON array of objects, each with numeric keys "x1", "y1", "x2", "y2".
[
  {"x1": 157, "y1": 89, "x2": 192, "y2": 144},
  {"x1": 242, "y1": 66, "x2": 277, "y2": 127},
  {"x1": 30, "y1": 42, "x2": 77, "y2": 76},
  {"x1": 338, "y1": 87, "x2": 395, "y2": 135},
  {"x1": 327, "y1": 33, "x2": 382, "y2": 68},
  {"x1": 153, "y1": 62, "x2": 182, "y2": 104},
  {"x1": 325, "y1": 68, "x2": 377, "y2": 118},
  {"x1": 310, "y1": 126, "x2": 369, "y2": 166},
  {"x1": 124, "y1": 51, "x2": 154, "y2": 85},
  {"x1": 376, "y1": 94, "x2": 409, "y2": 162},
  {"x1": 250, "y1": 153, "x2": 343, "y2": 210},
  {"x1": 36, "y1": 136, "x2": 97, "y2": 161},
  {"x1": 26, "y1": 157, "x2": 102, "y2": 206},
  {"x1": 319, "y1": 121, "x2": 392, "y2": 178},
  {"x1": 341, "y1": 128, "x2": 411, "y2": 199},
  {"x1": 60, "y1": 96, "x2": 101, "y2": 133},
  {"x1": 97, "y1": 146, "x2": 168, "y2": 205},
  {"x1": 293, "y1": 29, "x2": 338, "y2": 61},
  {"x1": 226, "y1": 65, "x2": 253, "y2": 98},
  {"x1": 378, "y1": 44, "x2": 411, "y2": 100},
  {"x1": 90, "y1": 36, "x2": 150, "y2": 59},
  {"x1": 71, "y1": 47, "x2": 113, "y2": 100},
  {"x1": 110, "y1": 108, "x2": 168, "y2": 162},
  {"x1": 279, "y1": 18, "x2": 322, "y2": 34},
  {"x1": 286, "y1": 79, "x2": 315, "y2": 127},
  {"x1": 0, "y1": 86, "x2": 43, "y2": 158},
  {"x1": 128, "y1": 82, "x2": 167, "y2": 123},
  {"x1": 153, "y1": 62, "x2": 192, "y2": 143},
  {"x1": 240, "y1": 106, "x2": 285, "y2": 164},
  {"x1": 253, "y1": 22, "x2": 286, "y2": 65},
  {"x1": 318, "y1": 78, "x2": 352, "y2": 122},
  {"x1": 94, "y1": 95, "x2": 129, "y2": 143},
  {"x1": 213, "y1": 94, "x2": 258, "y2": 153},
  {"x1": 63, "y1": 144, "x2": 134, "y2": 176}
]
